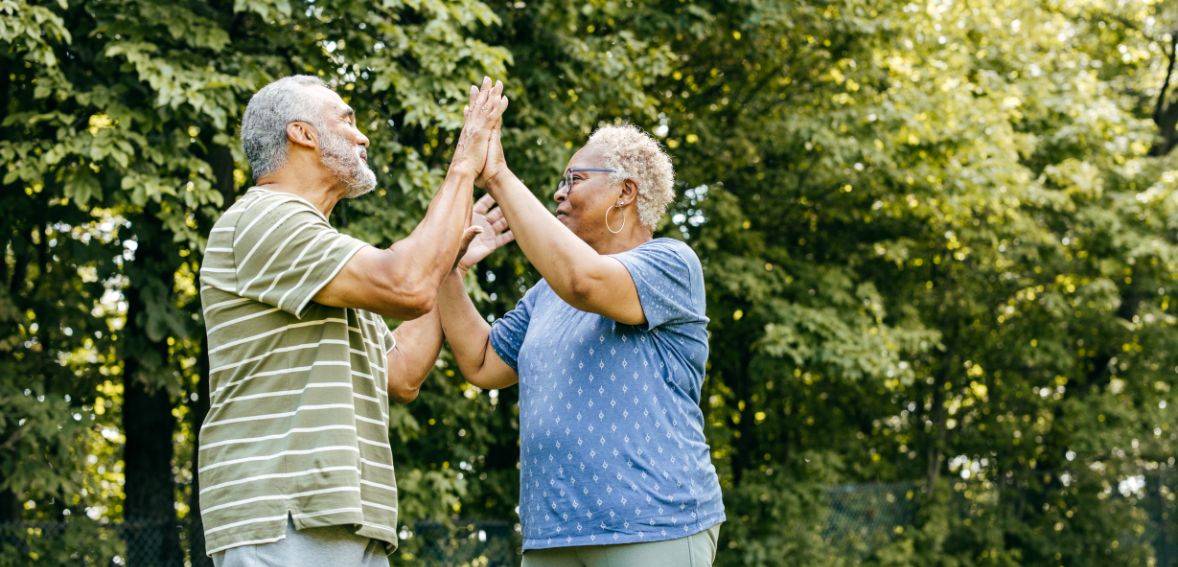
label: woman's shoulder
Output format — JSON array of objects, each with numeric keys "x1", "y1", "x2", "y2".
[{"x1": 628, "y1": 237, "x2": 702, "y2": 272}]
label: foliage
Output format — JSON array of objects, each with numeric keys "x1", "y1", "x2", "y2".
[{"x1": 1, "y1": 0, "x2": 1176, "y2": 565}]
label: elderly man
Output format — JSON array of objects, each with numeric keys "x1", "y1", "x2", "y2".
[{"x1": 197, "y1": 75, "x2": 507, "y2": 566}]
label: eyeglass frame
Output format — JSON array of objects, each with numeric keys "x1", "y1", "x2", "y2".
[{"x1": 556, "y1": 168, "x2": 618, "y2": 194}]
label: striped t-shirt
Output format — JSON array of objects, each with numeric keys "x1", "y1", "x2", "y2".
[{"x1": 198, "y1": 187, "x2": 399, "y2": 556}]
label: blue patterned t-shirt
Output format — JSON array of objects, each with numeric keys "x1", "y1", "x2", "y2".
[{"x1": 489, "y1": 238, "x2": 726, "y2": 550}]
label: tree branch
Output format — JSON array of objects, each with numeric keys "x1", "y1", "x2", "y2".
[{"x1": 1153, "y1": 31, "x2": 1177, "y2": 128}]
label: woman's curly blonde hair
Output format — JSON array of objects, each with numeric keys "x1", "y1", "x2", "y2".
[{"x1": 586, "y1": 124, "x2": 675, "y2": 229}]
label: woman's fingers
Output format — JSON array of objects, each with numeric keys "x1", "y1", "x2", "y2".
[
  {"x1": 485, "y1": 205, "x2": 511, "y2": 232},
  {"x1": 473, "y1": 193, "x2": 496, "y2": 215}
]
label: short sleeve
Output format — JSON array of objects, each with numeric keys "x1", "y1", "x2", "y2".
[
  {"x1": 382, "y1": 318, "x2": 397, "y2": 355},
  {"x1": 488, "y1": 283, "x2": 542, "y2": 372},
  {"x1": 232, "y1": 195, "x2": 369, "y2": 318},
  {"x1": 612, "y1": 239, "x2": 705, "y2": 331}
]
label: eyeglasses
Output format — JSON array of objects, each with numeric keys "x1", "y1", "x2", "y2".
[{"x1": 556, "y1": 168, "x2": 617, "y2": 194}]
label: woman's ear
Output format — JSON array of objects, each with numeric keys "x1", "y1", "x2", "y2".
[
  {"x1": 286, "y1": 121, "x2": 318, "y2": 150},
  {"x1": 620, "y1": 178, "x2": 639, "y2": 205}
]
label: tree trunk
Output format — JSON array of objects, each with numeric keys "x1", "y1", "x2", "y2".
[
  {"x1": 186, "y1": 141, "x2": 235, "y2": 566},
  {"x1": 1151, "y1": 32, "x2": 1178, "y2": 156},
  {"x1": 121, "y1": 213, "x2": 182, "y2": 567},
  {"x1": 187, "y1": 332, "x2": 213, "y2": 567},
  {"x1": 728, "y1": 326, "x2": 755, "y2": 487},
  {"x1": 122, "y1": 343, "x2": 182, "y2": 566},
  {"x1": 0, "y1": 487, "x2": 22, "y2": 557},
  {"x1": 925, "y1": 373, "x2": 948, "y2": 493},
  {"x1": 0, "y1": 488, "x2": 18, "y2": 523}
]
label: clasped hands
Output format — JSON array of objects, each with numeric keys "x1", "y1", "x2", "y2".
[{"x1": 451, "y1": 77, "x2": 516, "y2": 273}]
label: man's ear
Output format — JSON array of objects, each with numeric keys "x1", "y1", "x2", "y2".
[{"x1": 286, "y1": 121, "x2": 318, "y2": 150}]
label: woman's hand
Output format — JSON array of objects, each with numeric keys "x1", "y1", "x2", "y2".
[
  {"x1": 449, "y1": 78, "x2": 508, "y2": 178},
  {"x1": 476, "y1": 123, "x2": 510, "y2": 189},
  {"x1": 457, "y1": 193, "x2": 514, "y2": 272}
]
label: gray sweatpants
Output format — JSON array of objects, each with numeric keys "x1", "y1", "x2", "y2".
[
  {"x1": 211, "y1": 515, "x2": 389, "y2": 567},
  {"x1": 521, "y1": 524, "x2": 721, "y2": 567}
]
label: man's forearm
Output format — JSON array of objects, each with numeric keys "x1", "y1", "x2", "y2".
[{"x1": 390, "y1": 168, "x2": 477, "y2": 290}]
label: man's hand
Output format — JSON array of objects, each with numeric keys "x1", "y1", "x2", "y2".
[
  {"x1": 450, "y1": 77, "x2": 508, "y2": 178},
  {"x1": 457, "y1": 194, "x2": 514, "y2": 272}
]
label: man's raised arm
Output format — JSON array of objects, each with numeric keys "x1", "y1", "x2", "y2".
[{"x1": 314, "y1": 78, "x2": 509, "y2": 319}]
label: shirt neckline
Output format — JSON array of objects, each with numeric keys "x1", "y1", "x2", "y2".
[{"x1": 247, "y1": 186, "x2": 331, "y2": 223}]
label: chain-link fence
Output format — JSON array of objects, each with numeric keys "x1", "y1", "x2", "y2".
[
  {"x1": 2, "y1": 473, "x2": 1174, "y2": 566},
  {"x1": 0, "y1": 517, "x2": 521, "y2": 566},
  {"x1": 824, "y1": 481, "x2": 919, "y2": 553}
]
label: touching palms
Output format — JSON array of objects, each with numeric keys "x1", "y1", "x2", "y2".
[{"x1": 458, "y1": 193, "x2": 514, "y2": 272}]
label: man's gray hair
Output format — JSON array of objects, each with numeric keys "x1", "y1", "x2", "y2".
[{"x1": 241, "y1": 75, "x2": 329, "y2": 179}]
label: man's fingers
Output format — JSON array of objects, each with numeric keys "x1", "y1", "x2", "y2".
[
  {"x1": 481, "y1": 78, "x2": 501, "y2": 111},
  {"x1": 498, "y1": 230, "x2": 515, "y2": 246},
  {"x1": 459, "y1": 226, "x2": 483, "y2": 250},
  {"x1": 494, "y1": 123, "x2": 504, "y2": 144},
  {"x1": 477, "y1": 76, "x2": 492, "y2": 107},
  {"x1": 469, "y1": 79, "x2": 487, "y2": 114}
]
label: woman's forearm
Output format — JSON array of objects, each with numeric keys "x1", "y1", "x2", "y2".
[
  {"x1": 484, "y1": 170, "x2": 606, "y2": 299},
  {"x1": 386, "y1": 309, "x2": 442, "y2": 403},
  {"x1": 437, "y1": 269, "x2": 496, "y2": 381}
]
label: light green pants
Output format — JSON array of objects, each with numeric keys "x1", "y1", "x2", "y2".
[{"x1": 521, "y1": 525, "x2": 721, "y2": 567}]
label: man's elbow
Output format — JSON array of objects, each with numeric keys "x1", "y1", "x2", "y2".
[
  {"x1": 374, "y1": 282, "x2": 436, "y2": 319},
  {"x1": 388, "y1": 382, "x2": 421, "y2": 404},
  {"x1": 393, "y1": 292, "x2": 434, "y2": 320}
]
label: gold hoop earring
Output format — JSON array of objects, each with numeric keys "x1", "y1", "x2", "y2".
[{"x1": 605, "y1": 203, "x2": 626, "y2": 234}]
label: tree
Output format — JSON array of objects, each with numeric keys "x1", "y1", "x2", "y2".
[{"x1": 2, "y1": 0, "x2": 1176, "y2": 565}]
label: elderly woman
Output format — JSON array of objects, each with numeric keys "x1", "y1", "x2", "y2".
[{"x1": 441, "y1": 124, "x2": 725, "y2": 567}]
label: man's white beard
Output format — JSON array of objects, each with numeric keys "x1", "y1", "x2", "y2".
[{"x1": 320, "y1": 131, "x2": 377, "y2": 198}]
